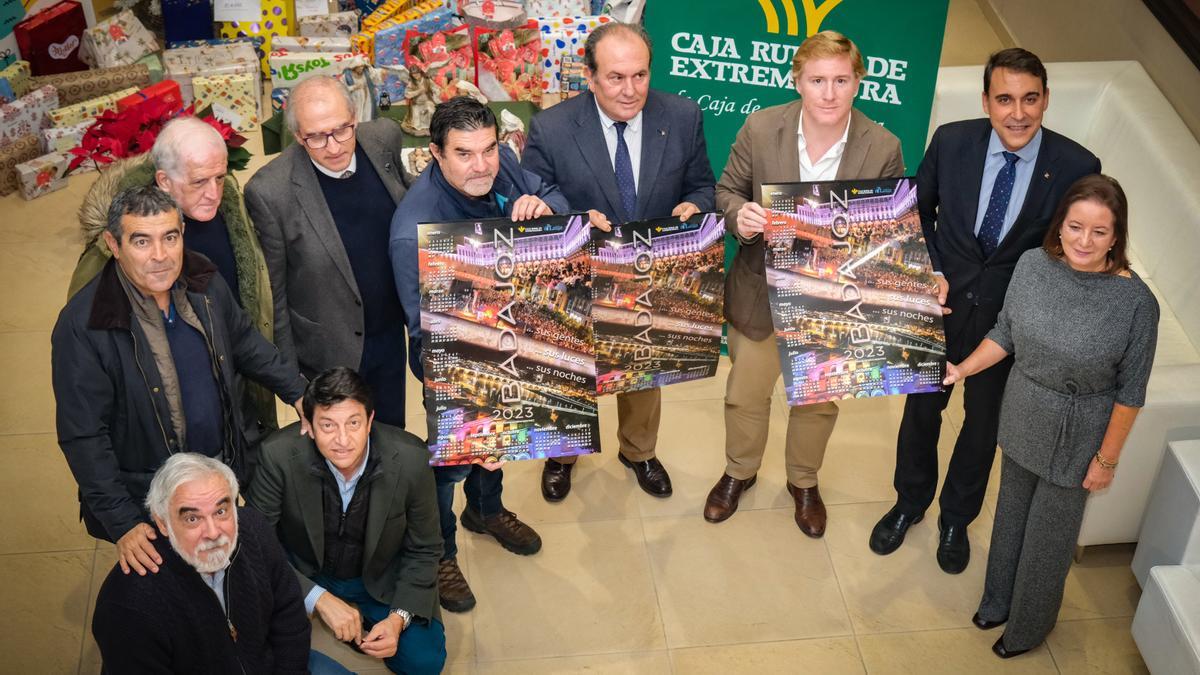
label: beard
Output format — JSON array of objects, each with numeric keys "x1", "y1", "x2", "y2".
[{"x1": 167, "y1": 518, "x2": 238, "y2": 574}]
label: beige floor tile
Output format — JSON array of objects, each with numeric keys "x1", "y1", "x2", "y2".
[
  {"x1": 1047, "y1": 617, "x2": 1148, "y2": 674},
  {"x1": 476, "y1": 650, "x2": 672, "y2": 674},
  {"x1": 0, "y1": 331, "x2": 55, "y2": 436},
  {"x1": 818, "y1": 396, "x2": 907, "y2": 506},
  {"x1": 671, "y1": 637, "x2": 864, "y2": 674},
  {"x1": 465, "y1": 519, "x2": 665, "y2": 661},
  {"x1": 0, "y1": 173, "x2": 98, "y2": 246},
  {"x1": 0, "y1": 550, "x2": 94, "y2": 675},
  {"x1": 824, "y1": 501, "x2": 993, "y2": 634},
  {"x1": 0, "y1": 242, "x2": 79, "y2": 332},
  {"x1": 1059, "y1": 544, "x2": 1140, "y2": 621},
  {"x1": 858, "y1": 627, "x2": 1057, "y2": 674},
  {"x1": 442, "y1": 604, "x2": 476, "y2": 664},
  {"x1": 0, "y1": 434, "x2": 94, "y2": 555},
  {"x1": 311, "y1": 618, "x2": 389, "y2": 672},
  {"x1": 643, "y1": 509, "x2": 852, "y2": 648},
  {"x1": 79, "y1": 544, "x2": 118, "y2": 675}
]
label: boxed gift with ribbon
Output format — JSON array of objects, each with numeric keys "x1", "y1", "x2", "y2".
[
  {"x1": 217, "y1": 0, "x2": 298, "y2": 77},
  {"x1": 116, "y1": 80, "x2": 184, "y2": 116},
  {"x1": 0, "y1": 135, "x2": 42, "y2": 196},
  {"x1": 164, "y1": 42, "x2": 263, "y2": 108},
  {"x1": 30, "y1": 62, "x2": 152, "y2": 106},
  {"x1": 41, "y1": 119, "x2": 94, "y2": 153},
  {"x1": 0, "y1": 62, "x2": 33, "y2": 104},
  {"x1": 162, "y1": 0, "x2": 216, "y2": 43},
  {"x1": 373, "y1": 7, "x2": 457, "y2": 71},
  {"x1": 168, "y1": 36, "x2": 269, "y2": 79},
  {"x1": 270, "y1": 86, "x2": 290, "y2": 113},
  {"x1": 536, "y1": 15, "x2": 612, "y2": 94},
  {"x1": 472, "y1": 20, "x2": 541, "y2": 103},
  {"x1": 298, "y1": 11, "x2": 361, "y2": 37},
  {"x1": 82, "y1": 9, "x2": 160, "y2": 68},
  {"x1": 526, "y1": 0, "x2": 589, "y2": 16},
  {"x1": 49, "y1": 86, "x2": 137, "y2": 127},
  {"x1": 194, "y1": 73, "x2": 260, "y2": 131},
  {"x1": 13, "y1": 0, "x2": 89, "y2": 76},
  {"x1": 272, "y1": 35, "x2": 354, "y2": 53},
  {"x1": 268, "y1": 51, "x2": 365, "y2": 89},
  {"x1": 1, "y1": 85, "x2": 59, "y2": 146},
  {"x1": 15, "y1": 150, "x2": 70, "y2": 200}
]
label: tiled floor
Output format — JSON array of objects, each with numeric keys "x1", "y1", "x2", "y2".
[{"x1": 0, "y1": 1, "x2": 1151, "y2": 673}]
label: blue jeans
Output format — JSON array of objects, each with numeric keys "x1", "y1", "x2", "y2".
[
  {"x1": 308, "y1": 650, "x2": 354, "y2": 674},
  {"x1": 310, "y1": 574, "x2": 447, "y2": 674},
  {"x1": 434, "y1": 464, "x2": 504, "y2": 560}
]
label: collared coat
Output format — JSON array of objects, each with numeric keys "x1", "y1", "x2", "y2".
[{"x1": 717, "y1": 103, "x2": 906, "y2": 341}]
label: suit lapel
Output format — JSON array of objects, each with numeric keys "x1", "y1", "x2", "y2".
[
  {"x1": 635, "y1": 96, "x2": 667, "y2": 220},
  {"x1": 834, "y1": 109, "x2": 871, "y2": 181},
  {"x1": 359, "y1": 126, "x2": 406, "y2": 204},
  {"x1": 290, "y1": 152, "x2": 360, "y2": 297},
  {"x1": 362, "y1": 439, "x2": 400, "y2": 568},
  {"x1": 293, "y1": 450, "x2": 326, "y2": 565},
  {"x1": 771, "y1": 100, "x2": 803, "y2": 192},
  {"x1": 962, "y1": 122, "x2": 991, "y2": 237},
  {"x1": 574, "y1": 93, "x2": 628, "y2": 221}
]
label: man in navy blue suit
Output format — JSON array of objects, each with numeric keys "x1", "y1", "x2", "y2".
[{"x1": 522, "y1": 22, "x2": 716, "y2": 504}]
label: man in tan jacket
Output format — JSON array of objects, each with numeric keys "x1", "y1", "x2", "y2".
[{"x1": 708, "y1": 31, "x2": 905, "y2": 536}]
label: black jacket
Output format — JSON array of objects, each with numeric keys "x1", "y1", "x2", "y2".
[
  {"x1": 52, "y1": 251, "x2": 307, "y2": 543},
  {"x1": 92, "y1": 507, "x2": 311, "y2": 674},
  {"x1": 247, "y1": 422, "x2": 443, "y2": 621},
  {"x1": 917, "y1": 119, "x2": 1100, "y2": 360}
]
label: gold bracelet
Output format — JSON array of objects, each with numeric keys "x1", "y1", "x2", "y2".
[{"x1": 1094, "y1": 452, "x2": 1118, "y2": 470}]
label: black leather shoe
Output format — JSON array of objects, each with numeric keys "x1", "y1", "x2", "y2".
[
  {"x1": 541, "y1": 459, "x2": 573, "y2": 502},
  {"x1": 936, "y1": 517, "x2": 970, "y2": 574},
  {"x1": 992, "y1": 636, "x2": 1031, "y2": 659},
  {"x1": 869, "y1": 506, "x2": 923, "y2": 555},
  {"x1": 972, "y1": 612, "x2": 1006, "y2": 630},
  {"x1": 619, "y1": 454, "x2": 672, "y2": 498}
]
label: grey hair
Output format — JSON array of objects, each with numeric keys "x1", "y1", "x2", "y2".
[
  {"x1": 284, "y1": 75, "x2": 356, "y2": 136},
  {"x1": 106, "y1": 185, "x2": 182, "y2": 241},
  {"x1": 151, "y1": 117, "x2": 226, "y2": 180},
  {"x1": 144, "y1": 453, "x2": 239, "y2": 522},
  {"x1": 583, "y1": 22, "x2": 653, "y2": 74}
]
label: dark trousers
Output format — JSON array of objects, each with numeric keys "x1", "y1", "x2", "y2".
[
  {"x1": 360, "y1": 327, "x2": 408, "y2": 429},
  {"x1": 977, "y1": 455, "x2": 1089, "y2": 650},
  {"x1": 434, "y1": 465, "x2": 504, "y2": 560},
  {"x1": 309, "y1": 574, "x2": 447, "y2": 674},
  {"x1": 894, "y1": 352, "x2": 1013, "y2": 526}
]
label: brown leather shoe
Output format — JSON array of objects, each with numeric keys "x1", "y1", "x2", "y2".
[
  {"x1": 461, "y1": 507, "x2": 543, "y2": 555},
  {"x1": 438, "y1": 558, "x2": 476, "y2": 613},
  {"x1": 787, "y1": 483, "x2": 827, "y2": 538},
  {"x1": 703, "y1": 473, "x2": 757, "y2": 523}
]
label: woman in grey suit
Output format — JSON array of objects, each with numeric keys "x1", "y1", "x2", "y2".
[{"x1": 943, "y1": 174, "x2": 1159, "y2": 658}]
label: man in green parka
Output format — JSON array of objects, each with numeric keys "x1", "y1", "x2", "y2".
[{"x1": 68, "y1": 116, "x2": 280, "y2": 441}]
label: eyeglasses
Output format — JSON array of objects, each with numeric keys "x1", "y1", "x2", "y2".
[{"x1": 301, "y1": 123, "x2": 356, "y2": 149}]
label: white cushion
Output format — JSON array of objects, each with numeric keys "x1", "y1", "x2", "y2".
[
  {"x1": 1132, "y1": 440, "x2": 1200, "y2": 586},
  {"x1": 1133, "y1": 564, "x2": 1200, "y2": 675}
]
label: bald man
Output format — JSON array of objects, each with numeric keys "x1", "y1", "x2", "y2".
[{"x1": 246, "y1": 76, "x2": 414, "y2": 428}]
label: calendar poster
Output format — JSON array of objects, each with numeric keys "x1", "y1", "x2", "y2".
[
  {"x1": 592, "y1": 212, "x2": 726, "y2": 395},
  {"x1": 761, "y1": 178, "x2": 946, "y2": 406},
  {"x1": 418, "y1": 214, "x2": 600, "y2": 466}
]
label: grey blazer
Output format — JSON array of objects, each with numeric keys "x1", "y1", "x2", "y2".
[
  {"x1": 716, "y1": 103, "x2": 906, "y2": 340},
  {"x1": 522, "y1": 89, "x2": 715, "y2": 222},
  {"x1": 246, "y1": 422, "x2": 443, "y2": 620},
  {"x1": 245, "y1": 119, "x2": 409, "y2": 378}
]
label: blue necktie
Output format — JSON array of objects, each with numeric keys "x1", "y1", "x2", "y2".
[
  {"x1": 614, "y1": 121, "x2": 637, "y2": 219},
  {"x1": 977, "y1": 151, "x2": 1020, "y2": 258}
]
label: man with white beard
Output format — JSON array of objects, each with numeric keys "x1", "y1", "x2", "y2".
[{"x1": 91, "y1": 453, "x2": 351, "y2": 674}]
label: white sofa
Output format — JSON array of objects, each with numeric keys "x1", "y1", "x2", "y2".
[
  {"x1": 1132, "y1": 440, "x2": 1200, "y2": 586},
  {"x1": 1132, "y1": 564, "x2": 1200, "y2": 674},
  {"x1": 931, "y1": 62, "x2": 1200, "y2": 546}
]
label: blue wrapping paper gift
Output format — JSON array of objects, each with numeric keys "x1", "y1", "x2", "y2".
[
  {"x1": 162, "y1": 0, "x2": 216, "y2": 43},
  {"x1": 373, "y1": 7, "x2": 459, "y2": 104}
]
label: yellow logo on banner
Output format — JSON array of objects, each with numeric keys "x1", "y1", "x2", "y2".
[{"x1": 758, "y1": 0, "x2": 844, "y2": 36}]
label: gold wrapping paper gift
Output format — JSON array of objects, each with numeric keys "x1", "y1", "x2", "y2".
[
  {"x1": 30, "y1": 62, "x2": 151, "y2": 106},
  {"x1": 48, "y1": 86, "x2": 139, "y2": 127},
  {"x1": 194, "y1": 73, "x2": 261, "y2": 132},
  {"x1": 0, "y1": 134, "x2": 42, "y2": 197}
]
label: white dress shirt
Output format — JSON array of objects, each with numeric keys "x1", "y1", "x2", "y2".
[
  {"x1": 797, "y1": 111, "x2": 850, "y2": 182},
  {"x1": 595, "y1": 99, "x2": 643, "y2": 192},
  {"x1": 312, "y1": 152, "x2": 358, "y2": 179}
]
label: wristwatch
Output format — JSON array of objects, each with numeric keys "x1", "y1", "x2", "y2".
[{"x1": 391, "y1": 608, "x2": 412, "y2": 629}]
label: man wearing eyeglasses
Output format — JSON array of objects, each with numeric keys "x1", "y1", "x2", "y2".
[{"x1": 246, "y1": 76, "x2": 415, "y2": 431}]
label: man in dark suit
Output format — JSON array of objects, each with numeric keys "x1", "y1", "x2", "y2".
[
  {"x1": 522, "y1": 22, "x2": 716, "y2": 503},
  {"x1": 870, "y1": 48, "x2": 1101, "y2": 573},
  {"x1": 247, "y1": 367, "x2": 446, "y2": 675},
  {"x1": 246, "y1": 76, "x2": 413, "y2": 429}
]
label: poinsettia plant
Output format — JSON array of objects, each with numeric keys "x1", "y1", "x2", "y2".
[{"x1": 69, "y1": 100, "x2": 252, "y2": 174}]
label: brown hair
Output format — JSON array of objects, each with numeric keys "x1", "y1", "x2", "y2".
[
  {"x1": 1042, "y1": 174, "x2": 1130, "y2": 274},
  {"x1": 984, "y1": 47, "x2": 1047, "y2": 94},
  {"x1": 791, "y1": 30, "x2": 866, "y2": 80}
]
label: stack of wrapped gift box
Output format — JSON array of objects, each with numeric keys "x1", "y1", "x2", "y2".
[
  {"x1": 164, "y1": 41, "x2": 264, "y2": 131},
  {"x1": 268, "y1": 36, "x2": 368, "y2": 113},
  {"x1": 0, "y1": 84, "x2": 59, "y2": 197}
]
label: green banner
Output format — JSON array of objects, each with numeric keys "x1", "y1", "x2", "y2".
[{"x1": 644, "y1": 0, "x2": 950, "y2": 176}]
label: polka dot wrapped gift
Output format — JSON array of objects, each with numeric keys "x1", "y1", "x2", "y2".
[
  {"x1": 535, "y1": 15, "x2": 611, "y2": 94},
  {"x1": 218, "y1": 0, "x2": 299, "y2": 78}
]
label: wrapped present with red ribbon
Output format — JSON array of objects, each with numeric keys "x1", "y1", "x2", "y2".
[
  {"x1": 14, "y1": 0, "x2": 89, "y2": 76},
  {"x1": 117, "y1": 80, "x2": 185, "y2": 117}
]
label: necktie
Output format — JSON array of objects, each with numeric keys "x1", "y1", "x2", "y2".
[
  {"x1": 339, "y1": 170, "x2": 354, "y2": 179},
  {"x1": 614, "y1": 121, "x2": 637, "y2": 219},
  {"x1": 977, "y1": 151, "x2": 1020, "y2": 258}
]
